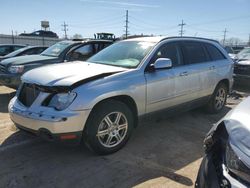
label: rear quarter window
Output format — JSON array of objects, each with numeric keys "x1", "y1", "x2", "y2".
[{"x1": 205, "y1": 43, "x2": 226, "y2": 61}]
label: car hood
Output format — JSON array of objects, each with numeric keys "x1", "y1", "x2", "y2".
[
  {"x1": 0, "y1": 54, "x2": 57, "y2": 66},
  {"x1": 22, "y1": 61, "x2": 127, "y2": 87}
]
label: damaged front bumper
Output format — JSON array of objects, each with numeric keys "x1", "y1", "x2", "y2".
[
  {"x1": 8, "y1": 96, "x2": 91, "y2": 143},
  {"x1": 195, "y1": 153, "x2": 248, "y2": 188}
]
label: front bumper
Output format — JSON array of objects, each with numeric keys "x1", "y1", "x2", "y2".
[
  {"x1": 0, "y1": 73, "x2": 21, "y2": 88},
  {"x1": 9, "y1": 96, "x2": 91, "y2": 142},
  {"x1": 196, "y1": 154, "x2": 249, "y2": 188}
]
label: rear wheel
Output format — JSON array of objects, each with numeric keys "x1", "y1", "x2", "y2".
[
  {"x1": 206, "y1": 83, "x2": 228, "y2": 113},
  {"x1": 83, "y1": 100, "x2": 134, "y2": 155}
]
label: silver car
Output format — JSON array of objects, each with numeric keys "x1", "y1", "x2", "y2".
[{"x1": 9, "y1": 37, "x2": 234, "y2": 154}]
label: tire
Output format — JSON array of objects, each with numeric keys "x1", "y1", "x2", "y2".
[
  {"x1": 206, "y1": 83, "x2": 228, "y2": 114},
  {"x1": 83, "y1": 100, "x2": 134, "y2": 155}
]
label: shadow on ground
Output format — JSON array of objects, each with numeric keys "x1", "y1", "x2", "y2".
[{"x1": 0, "y1": 91, "x2": 15, "y2": 113}]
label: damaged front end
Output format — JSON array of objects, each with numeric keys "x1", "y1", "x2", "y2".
[{"x1": 196, "y1": 119, "x2": 250, "y2": 188}]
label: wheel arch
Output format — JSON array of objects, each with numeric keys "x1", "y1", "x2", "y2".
[
  {"x1": 217, "y1": 79, "x2": 230, "y2": 92},
  {"x1": 88, "y1": 95, "x2": 139, "y2": 128}
]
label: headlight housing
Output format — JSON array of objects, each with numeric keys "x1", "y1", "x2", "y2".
[
  {"x1": 225, "y1": 143, "x2": 250, "y2": 183},
  {"x1": 8, "y1": 65, "x2": 24, "y2": 74},
  {"x1": 48, "y1": 92, "x2": 77, "y2": 111}
]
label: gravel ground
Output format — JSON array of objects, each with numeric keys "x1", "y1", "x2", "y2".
[{"x1": 0, "y1": 85, "x2": 249, "y2": 188}]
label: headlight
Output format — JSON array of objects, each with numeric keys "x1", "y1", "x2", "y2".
[
  {"x1": 8, "y1": 65, "x2": 24, "y2": 73},
  {"x1": 225, "y1": 143, "x2": 250, "y2": 183},
  {"x1": 48, "y1": 92, "x2": 77, "y2": 111}
]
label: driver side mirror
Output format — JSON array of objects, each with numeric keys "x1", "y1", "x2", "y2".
[
  {"x1": 154, "y1": 58, "x2": 172, "y2": 69},
  {"x1": 148, "y1": 58, "x2": 172, "y2": 72}
]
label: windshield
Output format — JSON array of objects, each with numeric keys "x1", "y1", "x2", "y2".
[
  {"x1": 237, "y1": 48, "x2": 250, "y2": 60},
  {"x1": 41, "y1": 41, "x2": 72, "y2": 57},
  {"x1": 4, "y1": 47, "x2": 29, "y2": 57},
  {"x1": 88, "y1": 41, "x2": 156, "y2": 68}
]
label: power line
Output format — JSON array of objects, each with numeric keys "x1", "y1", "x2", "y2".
[
  {"x1": 61, "y1": 21, "x2": 68, "y2": 39},
  {"x1": 178, "y1": 20, "x2": 186, "y2": 37},
  {"x1": 124, "y1": 10, "x2": 129, "y2": 39}
]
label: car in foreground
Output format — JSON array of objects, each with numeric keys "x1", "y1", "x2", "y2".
[
  {"x1": 195, "y1": 97, "x2": 250, "y2": 188},
  {"x1": 19, "y1": 30, "x2": 59, "y2": 38},
  {"x1": 233, "y1": 47, "x2": 250, "y2": 84},
  {"x1": 0, "y1": 39, "x2": 113, "y2": 88},
  {"x1": 0, "y1": 46, "x2": 47, "y2": 61},
  {"x1": 9, "y1": 37, "x2": 234, "y2": 155},
  {"x1": 0, "y1": 44, "x2": 26, "y2": 56}
]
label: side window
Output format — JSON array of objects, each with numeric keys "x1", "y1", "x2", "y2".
[
  {"x1": 70, "y1": 44, "x2": 93, "y2": 61},
  {"x1": 21, "y1": 49, "x2": 35, "y2": 55},
  {"x1": 205, "y1": 44, "x2": 226, "y2": 61},
  {"x1": 182, "y1": 42, "x2": 209, "y2": 64},
  {"x1": 151, "y1": 43, "x2": 182, "y2": 67},
  {"x1": 34, "y1": 48, "x2": 46, "y2": 54}
]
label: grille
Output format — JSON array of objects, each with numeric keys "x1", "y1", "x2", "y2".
[
  {"x1": 18, "y1": 83, "x2": 40, "y2": 107},
  {"x1": 234, "y1": 64, "x2": 250, "y2": 76},
  {"x1": 0, "y1": 64, "x2": 7, "y2": 74}
]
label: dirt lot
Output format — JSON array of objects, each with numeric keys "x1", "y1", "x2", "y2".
[{"x1": 0, "y1": 85, "x2": 249, "y2": 188}]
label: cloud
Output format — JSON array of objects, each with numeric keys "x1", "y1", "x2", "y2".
[{"x1": 80, "y1": 0, "x2": 159, "y2": 8}]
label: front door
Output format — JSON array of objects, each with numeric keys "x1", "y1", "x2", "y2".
[{"x1": 145, "y1": 42, "x2": 199, "y2": 113}]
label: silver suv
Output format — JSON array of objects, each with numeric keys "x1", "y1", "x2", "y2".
[{"x1": 9, "y1": 37, "x2": 234, "y2": 154}]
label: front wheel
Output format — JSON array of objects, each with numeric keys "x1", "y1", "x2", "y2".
[
  {"x1": 83, "y1": 100, "x2": 134, "y2": 155},
  {"x1": 206, "y1": 83, "x2": 228, "y2": 114}
]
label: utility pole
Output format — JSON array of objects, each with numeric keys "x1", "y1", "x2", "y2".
[
  {"x1": 11, "y1": 30, "x2": 14, "y2": 44},
  {"x1": 222, "y1": 28, "x2": 227, "y2": 46},
  {"x1": 124, "y1": 10, "x2": 129, "y2": 39},
  {"x1": 248, "y1": 33, "x2": 250, "y2": 47},
  {"x1": 178, "y1": 20, "x2": 186, "y2": 37},
  {"x1": 62, "y1": 21, "x2": 68, "y2": 39}
]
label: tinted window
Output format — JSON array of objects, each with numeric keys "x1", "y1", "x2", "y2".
[
  {"x1": 94, "y1": 43, "x2": 112, "y2": 53},
  {"x1": 182, "y1": 42, "x2": 209, "y2": 64},
  {"x1": 152, "y1": 43, "x2": 182, "y2": 67},
  {"x1": 205, "y1": 44, "x2": 226, "y2": 61},
  {"x1": 70, "y1": 44, "x2": 93, "y2": 61}
]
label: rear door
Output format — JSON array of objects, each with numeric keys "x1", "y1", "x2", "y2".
[{"x1": 181, "y1": 41, "x2": 214, "y2": 98}]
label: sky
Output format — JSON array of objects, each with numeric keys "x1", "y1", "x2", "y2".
[{"x1": 1, "y1": 0, "x2": 250, "y2": 41}]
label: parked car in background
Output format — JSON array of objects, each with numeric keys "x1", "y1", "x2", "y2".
[
  {"x1": 233, "y1": 47, "x2": 250, "y2": 84},
  {"x1": 0, "y1": 46, "x2": 47, "y2": 61},
  {"x1": 19, "y1": 30, "x2": 59, "y2": 38},
  {"x1": 0, "y1": 39, "x2": 113, "y2": 88},
  {"x1": 0, "y1": 44, "x2": 26, "y2": 56},
  {"x1": 196, "y1": 97, "x2": 250, "y2": 188},
  {"x1": 224, "y1": 46, "x2": 236, "y2": 60},
  {"x1": 8, "y1": 37, "x2": 233, "y2": 155}
]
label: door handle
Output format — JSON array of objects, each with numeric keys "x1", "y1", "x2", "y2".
[
  {"x1": 179, "y1": 71, "x2": 188, "y2": 76},
  {"x1": 209, "y1": 66, "x2": 215, "y2": 70}
]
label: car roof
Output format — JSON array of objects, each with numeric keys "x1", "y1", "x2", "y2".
[{"x1": 124, "y1": 36, "x2": 219, "y2": 44}]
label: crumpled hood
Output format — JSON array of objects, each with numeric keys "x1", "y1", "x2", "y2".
[
  {"x1": 22, "y1": 61, "x2": 127, "y2": 87},
  {"x1": 0, "y1": 54, "x2": 57, "y2": 66}
]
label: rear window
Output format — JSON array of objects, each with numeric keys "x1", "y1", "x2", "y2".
[
  {"x1": 182, "y1": 41, "x2": 209, "y2": 64},
  {"x1": 205, "y1": 44, "x2": 226, "y2": 61}
]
